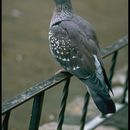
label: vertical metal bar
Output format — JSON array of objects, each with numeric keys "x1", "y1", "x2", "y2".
[
  {"x1": 57, "y1": 78, "x2": 70, "y2": 130},
  {"x1": 101, "y1": 51, "x2": 118, "y2": 118},
  {"x1": 29, "y1": 92, "x2": 44, "y2": 130},
  {"x1": 121, "y1": 71, "x2": 128, "y2": 103},
  {"x1": 2, "y1": 111, "x2": 11, "y2": 130},
  {"x1": 109, "y1": 51, "x2": 118, "y2": 85},
  {"x1": 80, "y1": 91, "x2": 90, "y2": 130}
]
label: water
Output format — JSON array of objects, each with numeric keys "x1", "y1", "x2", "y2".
[{"x1": 2, "y1": 0, "x2": 128, "y2": 130}]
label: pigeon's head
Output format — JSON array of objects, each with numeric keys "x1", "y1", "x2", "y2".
[{"x1": 54, "y1": 0, "x2": 71, "y2": 5}]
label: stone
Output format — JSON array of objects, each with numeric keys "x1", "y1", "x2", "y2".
[
  {"x1": 112, "y1": 65, "x2": 127, "y2": 86},
  {"x1": 95, "y1": 126, "x2": 119, "y2": 130},
  {"x1": 39, "y1": 122, "x2": 119, "y2": 130},
  {"x1": 66, "y1": 96, "x2": 84, "y2": 116},
  {"x1": 39, "y1": 122, "x2": 79, "y2": 130}
]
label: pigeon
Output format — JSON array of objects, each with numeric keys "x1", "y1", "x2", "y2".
[{"x1": 48, "y1": 0, "x2": 116, "y2": 114}]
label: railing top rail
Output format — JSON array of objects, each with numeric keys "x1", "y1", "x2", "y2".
[
  {"x1": 101, "y1": 35, "x2": 128, "y2": 58},
  {"x1": 2, "y1": 35, "x2": 128, "y2": 115}
]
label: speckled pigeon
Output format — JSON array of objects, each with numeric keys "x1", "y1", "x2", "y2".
[{"x1": 48, "y1": 0, "x2": 116, "y2": 114}]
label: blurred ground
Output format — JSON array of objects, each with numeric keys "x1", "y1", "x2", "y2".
[
  {"x1": 39, "y1": 122, "x2": 119, "y2": 130},
  {"x1": 2, "y1": 0, "x2": 128, "y2": 130}
]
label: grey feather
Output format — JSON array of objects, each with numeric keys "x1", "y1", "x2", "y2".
[{"x1": 49, "y1": 0, "x2": 116, "y2": 114}]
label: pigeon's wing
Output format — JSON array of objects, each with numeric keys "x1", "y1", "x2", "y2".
[
  {"x1": 49, "y1": 20, "x2": 115, "y2": 113},
  {"x1": 72, "y1": 15, "x2": 114, "y2": 94},
  {"x1": 49, "y1": 20, "x2": 102, "y2": 79},
  {"x1": 49, "y1": 21, "x2": 96, "y2": 78},
  {"x1": 71, "y1": 15, "x2": 101, "y2": 52}
]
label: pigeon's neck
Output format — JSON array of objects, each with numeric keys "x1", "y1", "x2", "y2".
[{"x1": 50, "y1": 0, "x2": 73, "y2": 27}]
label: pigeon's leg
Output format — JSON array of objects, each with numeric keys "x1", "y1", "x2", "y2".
[{"x1": 55, "y1": 68, "x2": 68, "y2": 75}]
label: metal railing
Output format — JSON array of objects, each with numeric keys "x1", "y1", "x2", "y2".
[{"x1": 2, "y1": 35, "x2": 128, "y2": 130}]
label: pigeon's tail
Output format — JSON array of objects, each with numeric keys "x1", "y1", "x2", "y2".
[{"x1": 82, "y1": 78, "x2": 116, "y2": 114}]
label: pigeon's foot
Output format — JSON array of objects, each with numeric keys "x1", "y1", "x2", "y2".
[{"x1": 55, "y1": 68, "x2": 68, "y2": 75}]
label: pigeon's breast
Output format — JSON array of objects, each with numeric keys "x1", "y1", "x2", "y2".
[{"x1": 48, "y1": 30, "x2": 71, "y2": 60}]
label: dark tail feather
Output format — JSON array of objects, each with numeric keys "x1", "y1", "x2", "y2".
[
  {"x1": 84, "y1": 82, "x2": 116, "y2": 114},
  {"x1": 101, "y1": 65, "x2": 114, "y2": 96},
  {"x1": 90, "y1": 92, "x2": 116, "y2": 114}
]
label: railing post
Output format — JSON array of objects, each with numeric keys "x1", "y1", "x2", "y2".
[
  {"x1": 57, "y1": 78, "x2": 70, "y2": 130},
  {"x1": 121, "y1": 71, "x2": 128, "y2": 103},
  {"x1": 2, "y1": 111, "x2": 11, "y2": 130},
  {"x1": 29, "y1": 92, "x2": 44, "y2": 130},
  {"x1": 80, "y1": 91, "x2": 90, "y2": 130},
  {"x1": 109, "y1": 51, "x2": 118, "y2": 85}
]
